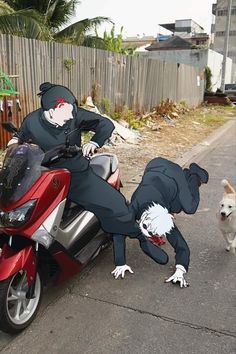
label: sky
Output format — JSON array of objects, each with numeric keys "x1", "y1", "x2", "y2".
[{"x1": 75, "y1": 0, "x2": 215, "y2": 37}]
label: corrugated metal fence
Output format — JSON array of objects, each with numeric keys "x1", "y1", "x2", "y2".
[{"x1": 0, "y1": 34, "x2": 204, "y2": 148}]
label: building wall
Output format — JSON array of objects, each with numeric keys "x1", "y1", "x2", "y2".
[
  {"x1": 207, "y1": 49, "x2": 232, "y2": 89},
  {"x1": 175, "y1": 19, "x2": 204, "y2": 34},
  {"x1": 213, "y1": 0, "x2": 236, "y2": 82},
  {"x1": 140, "y1": 49, "x2": 232, "y2": 91},
  {"x1": 140, "y1": 49, "x2": 208, "y2": 67}
]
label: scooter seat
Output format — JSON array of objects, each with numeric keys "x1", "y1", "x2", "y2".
[{"x1": 90, "y1": 155, "x2": 113, "y2": 179}]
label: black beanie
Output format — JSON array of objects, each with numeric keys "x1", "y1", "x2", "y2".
[{"x1": 38, "y1": 82, "x2": 77, "y2": 110}]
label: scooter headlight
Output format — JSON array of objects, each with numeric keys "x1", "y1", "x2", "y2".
[{"x1": 0, "y1": 200, "x2": 36, "y2": 228}]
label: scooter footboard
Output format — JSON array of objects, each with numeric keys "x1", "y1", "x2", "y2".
[{"x1": 0, "y1": 244, "x2": 36, "y2": 285}]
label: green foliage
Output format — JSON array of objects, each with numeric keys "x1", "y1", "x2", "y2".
[
  {"x1": 0, "y1": 0, "x2": 111, "y2": 45},
  {"x1": 102, "y1": 25, "x2": 137, "y2": 55},
  {"x1": 63, "y1": 57, "x2": 75, "y2": 71},
  {"x1": 81, "y1": 131, "x2": 93, "y2": 144},
  {"x1": 54, "y1": 16, "x2": 112, "y2": 46},
  {"x1": 103, "y1": 25, "x2": 123, "y2": 53},
  {"x1": 91, "y1": 82, "x2": 101, "y2": 105},
  {"x1": 205, "y1": 66, "x2": 213, "y2": 92},
  {"x1": 82, "y1": 35, "x2": 107, "y2": 50},
  {"x1": 198, "y1": 113, "x2": 226, "y2": 126},
  {"x1": 101, "y1": 97, "x2": 143, "y2": 129},
  {"x1": 0, "y1": 1, "x2": 46, "y2": 39},
  {"x1": 191, "y1": 44, "x2": 208, "y2": 49},
  {"x1": 0, "y1": 69, "x2": 19, "y2": 96},
  {"x1": 122, "y1": 47, "x2": 137, "y2": 56},
  {"x1": 113, "y1": 106, "x2": 144, "y2": 129},
  {"x1": 4, "y1": 0, "x2": 79, "y2": 29},
  {"x1": 0, "y1": 1, "x2": 137, "y2": 50},
  {"x1": 101, "y1": 97, "x2": 113, "y2": 116},
  {"x1": 179, "y1": 100, "x2": 188, "y2": 108}
]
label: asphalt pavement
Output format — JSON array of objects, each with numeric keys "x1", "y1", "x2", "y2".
[{"x1": 0, "y1": 118, "x2": 236, "y2": 354}]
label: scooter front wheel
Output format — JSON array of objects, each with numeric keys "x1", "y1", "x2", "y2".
[{"x1": 0, "y1": 270, "x2": 42, "y2": 334}]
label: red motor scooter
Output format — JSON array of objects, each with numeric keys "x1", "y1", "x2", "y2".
[{"x1": 0, "y1": 122, "x2": 121, "y2": 334}]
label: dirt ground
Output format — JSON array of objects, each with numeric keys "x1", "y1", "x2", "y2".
[{"x1": 101, "y1": 105, "x2": 236, "y2": 183}]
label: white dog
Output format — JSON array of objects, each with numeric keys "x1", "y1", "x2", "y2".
[{"x1": 217, "y1": 179, "x2": 236, "y2": 253}]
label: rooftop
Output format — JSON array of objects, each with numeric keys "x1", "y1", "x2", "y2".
[{"x1": 146, "y1": 35, "x2": 192, "y2": 51}]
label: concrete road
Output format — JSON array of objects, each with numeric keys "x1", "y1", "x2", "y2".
[{"x1": 0, "y1": 119, "x2": 236, "y2": 354}]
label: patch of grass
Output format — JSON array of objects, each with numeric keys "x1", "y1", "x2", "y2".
[
  {"x1": 205, "y1": 104, "x2": 236, "y2": 112},
  {"x1": 199, "y1": 114, "x2": 227, "y2": 126},
  {"x1": 101, "y1": 97, "x2": 113, "y2": 116},
  {"x1": 81, "y1": 131, "x2": 93, "y2": 144},
  {"x1": 113, "y1": 106, "x2": 145, "y2": 129},
  {"x1": 100, "y1": 98, "x2": 145, "y2": 130}
]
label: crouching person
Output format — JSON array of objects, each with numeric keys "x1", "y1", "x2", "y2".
[{"x1": 111, "y1": 157, "x2": 209, "y2": 288}]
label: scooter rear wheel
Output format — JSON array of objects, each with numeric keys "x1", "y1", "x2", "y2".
[{"x1": 0, "y1": 270, "x2": 42, "y2": 334}]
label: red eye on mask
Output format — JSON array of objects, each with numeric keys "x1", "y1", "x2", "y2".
[{"x1": 54, "y1": 97, "x2": 66, "y2": 108}]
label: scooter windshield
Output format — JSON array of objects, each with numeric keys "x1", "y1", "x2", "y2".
[{"x1": 0, "y1": 144, "x2": 44, "y2": 208}]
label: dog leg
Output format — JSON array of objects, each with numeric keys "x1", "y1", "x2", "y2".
[
  {"x1": 230, "y1": 235, "x2": 236, "y2": 254},
  {"x1": 222, "y1": 232, "x2": 232, "y2": 252}
]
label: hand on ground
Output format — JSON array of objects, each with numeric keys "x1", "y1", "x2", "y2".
[
  {"x1": 111, "y1": 265, "x2": 134, "y2": 279},
  {"x1": 165, "y1": 267, "x2": 189, "y2": 288}
]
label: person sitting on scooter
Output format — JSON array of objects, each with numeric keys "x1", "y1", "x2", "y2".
[
  {"x1": 111, "y1": 157, "x2": 209, "y2": 288},
  {"x1": 7, "y1": 83, "x2": 168, "y2": 260}
]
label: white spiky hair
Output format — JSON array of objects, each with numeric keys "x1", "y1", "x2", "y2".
[{"x1": 139, "y1": 202, "x2": 174, "y2": 237}]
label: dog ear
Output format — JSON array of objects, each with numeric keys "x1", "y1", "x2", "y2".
[{"x1": 221, "y1": 179, "x2": 235, "y2": 194}]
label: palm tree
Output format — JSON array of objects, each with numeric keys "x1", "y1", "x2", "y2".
[
  {"x1": 0, "y1": 0, "x2": 44, "y2": 39},
  {"x1": 0, "y1": 0, "x2": 111, "y2": 46}
]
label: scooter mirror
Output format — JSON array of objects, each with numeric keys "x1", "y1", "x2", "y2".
[{"x1": 1, "y1": 121, "x2": 19, "y2": 134}]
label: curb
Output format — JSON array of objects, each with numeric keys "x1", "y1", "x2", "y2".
[
  {"x1": 126, "y1": 118, "x2": 236, "y2": 186},
  {"x1": 174, "y1": 118, "x2": 236, "y2": 167}
]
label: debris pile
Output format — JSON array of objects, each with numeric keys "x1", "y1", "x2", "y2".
[
  {"x1": 81, "y1": 97, "x2": 140, "y2": 145},
  {"x1": 142, "y1": 99, "x2": 190, "y2": 126},
  {"x1": 204, "y1": 92, "x2": 232, "y2": 105}
]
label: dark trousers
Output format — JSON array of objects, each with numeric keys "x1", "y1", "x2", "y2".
[
  {"x1": 182, "y1": 169, "x2": 200, "y2": 214},
  {"x1": 68, "y1": 166, "x2": 140, "y2": 237},
  {"x1": 168, "y1": 170, "x2": 200, "y2": 214}
]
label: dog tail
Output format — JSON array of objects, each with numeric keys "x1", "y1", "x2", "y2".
[{"x1": 221, "y1": 179, "x2": 235, "y2": 194}]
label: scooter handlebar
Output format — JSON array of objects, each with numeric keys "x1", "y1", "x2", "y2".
[{"x1": 42, "y1": 145, "x2": 82, "y2": 166}]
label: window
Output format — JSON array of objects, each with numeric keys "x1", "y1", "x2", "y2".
[
  {"x1": 216, "y1": 31, "x2": 225, "y2": 36},
  {"x1": 215, "y1": 31, "x2": 236, "y2": 37},
  {"x1": 217, "y1": 8, "x2": 236, "y2": 16},
  {"x1": 217, "y1": 9, "x2": 227, "y2": 16},
  {"x1": 228, "y1": 50, "x2": 236, "y2": 57}
]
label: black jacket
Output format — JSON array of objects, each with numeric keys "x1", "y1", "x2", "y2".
[
  {"x1": 113, "y1": 157, "x2": 197, "y2": 270},
  {"x1": 17, "y1": 107, "x2": 115, "y2": 171},
  {"x1": 131, "y1": 157, "x2": 199, "y2": 216}
]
